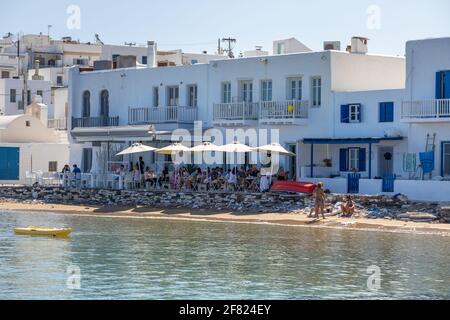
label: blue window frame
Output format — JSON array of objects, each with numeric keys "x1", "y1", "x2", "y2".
[
  {"x1": 339, "y1": 147, "x2": 366, "y2": 172},
  {"x1": 442, "y1": 141, "x2": 450, "y2": 177},
  {"x1": 379, "y1": 102, "x2": 394, "y2": 122},
  {"x1": 142, "y1": 56, "x2": 148, "y2": 65},
  {"x1": 436, "y1": 71, "x2": 450, "y2": 99},
  {"x1": 341, "y1": 104, "x2": 361, "y2": 123}
]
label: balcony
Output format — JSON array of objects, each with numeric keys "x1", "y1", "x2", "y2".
[
  {"x1": 128, "y1": 106, "x2": 197, "y2": 125},
  {"x1": 71, "y1": 116, "x2": 119, "y2": 129},
  {"x1": 47, "y1": 118, "x2": 67, "y2": 130},
  {"x1": 213, "y1": 102, "x2": 259, "y2": 126},
  {"x1": 259, "y1": 100, "x2": 309, "y2": 125},
  {"x1": 401, "y1": 99, "x2": 450, "y2": 122}
]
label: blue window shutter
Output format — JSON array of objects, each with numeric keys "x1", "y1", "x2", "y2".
[
  {"x1": 340, "y1": 149, "x2": 348, "y2": 171},
  {"x1": 359, "y1": 148, "x2": 366, "y2": 172},
  {"x1": 380, "y1": 102, "x2": 394, "y2": 122},
  {"x1": 386, "y1": 102, "x2": 394, "y2": 122},
  {"x1": 341, "y1": 105, "x2": 349, "y2": 123},
  {"x1": 379, "y1": 102, "x2": 386, "y2": 122},
  {"x1": 445, "y1": 71, "x2": 450, "y2": 99},
  {"x1": 436, "y1": 71, "x2": 443, "y2": 99},
  {"x1": 356, "y1": 104, "x2": 361, "y2": 122}
]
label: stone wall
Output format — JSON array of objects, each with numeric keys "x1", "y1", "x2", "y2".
[{"x1": 0, "y1": 186, "x2": 447, "y2": 223}]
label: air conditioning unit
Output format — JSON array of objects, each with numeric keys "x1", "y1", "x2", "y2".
[{"x1": 323, "y1": 41, "x2": 341, "y2": 51}]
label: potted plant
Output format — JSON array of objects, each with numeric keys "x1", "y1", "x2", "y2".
[{"x1": 323, "y1": 159, "x2": 332, "y2": 167}]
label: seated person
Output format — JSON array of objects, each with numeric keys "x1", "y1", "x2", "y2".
[
  {"x1": 259, "y1": 174, "x2": 270, "y2": 192},
  {"x1": 340, "y1": 196, "x2": 355, "y2": 217},
  {"x1": 277, "y1": 167, "x2": 287, "y2": 181},
  {"x1": 249, "y1": 165, "x2": 259, "y2": 177},
  {"x1": 144, "y1": 167, "x2": 157, "y2": 186},
  {"x1": 226, "y1": 168, "x2": 237, "y2": 189}
]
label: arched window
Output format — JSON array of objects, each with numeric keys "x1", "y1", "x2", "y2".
[
  {"x1": 82, "y1": 91, "x2": 90, "y2": 117},
  {"x1": 100, "y1": 90, "x2": 109, "y2": 117}
]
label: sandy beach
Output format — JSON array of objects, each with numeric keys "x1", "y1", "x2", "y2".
[{"x1": 1, "y1": 200, "x2": 450, "y2": 236}]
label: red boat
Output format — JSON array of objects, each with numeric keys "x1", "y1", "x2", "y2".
[{"x1": 271, "y1": 181, "x2": 317, "y2": 194}]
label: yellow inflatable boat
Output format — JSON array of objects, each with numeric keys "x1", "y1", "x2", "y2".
[{"x1": 14, "y1": 226, "x2": 72, "y2": 237}]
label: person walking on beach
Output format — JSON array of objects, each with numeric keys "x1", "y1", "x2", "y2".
[{"x1": 313, "y1": 182, "x2": 326, "y2": 219}]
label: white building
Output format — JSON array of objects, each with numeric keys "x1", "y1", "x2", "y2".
[
  {"x1": 67, "y1": 36, "x2": 450, "y2": 201},
  {"x1": 401, "y1": 37, "x2": 450, "y2": 179},
  {"x1": 0, "y1": 78, "x2": 51, "y2": 116},
  {"x1": 0, "y1": 112, "x2": 69, "y2": 184}
]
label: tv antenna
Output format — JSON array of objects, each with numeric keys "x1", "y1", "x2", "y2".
[
  {"x1": 221, "y1": 37, "x2": 236, "y2": 58},
  {"x1": 95, "y1": 34, "x2": 104, "y2": 45}
]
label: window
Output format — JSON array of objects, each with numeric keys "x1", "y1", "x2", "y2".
[
  {"x1": 348, "y1": 148, "x2": 359, "y2": 171},
  {"x1": 100, "y1": 90, "x2": 109, "y2": 117},
  {"x1": 37, "y1": 90, "x2": 43, "y2": 98},
  {"x1": 153, "y1": 87, "x2": 159, "y2": 107},
  {"x1": 436, "y1": 70, "x2": 450, "y2": 99},
  {"x1": 82, "y1": 91, "x2": 90, "y2": 117},
  {"x1": 261, "y1": 80, "x2": 272, "y2": 102},
  {"x1": 276, "y1": 43, "x2": 285, "y2": 54},
  {"x1": 82, "y1": 148, "x2": 93, "y2": 173},
  {"x1": 349, "y1": 104, "x2": 361, "y2": 122},
  {"x1": 10, "y1": 89, "x2": 16, "y2": 103},
  {"x1": 25, "y1": 121, "x2": 30, "y2": 127},
  {"x1": 311, "y1": 77, "x2": 321, "y2": 107},
  {"x1": 379, "y1": 102, "x2": 394, "y2": 122},
  {"x1": 112, "y1": 54, "x2": 120, "y2": 68},
  {"x1": 27, "y1": 90, "x2": 31, "y2": 105},
  {"x1": 288, "y1": 77, "x2": 302, "y2": 100},
  {"x1": 341, "y1": 104, "x2": 361, "y2": 123},
  {"x1": 142, "y1": 56, "x2": 148, "y2": 65},
  {"x1": 221, "y1": 82, "x2": 231, "y2": 103},
  {"x1": 57, "y1": 76, "x2": 63, "y2": 86},
  {"x1": 73, "y1": 58, "x2": 87, "y2": 66},
  {"x1": 239, "y1": 80, "x2": 253, "y2": 102},
  {"x1": 187, "y1": 85, "x2": 198, "y2": 107},
  {"x1": 167, "y1": 86, "x2": 179, "y2": 106},
  {"x1": 1, "y1": 71, "x2": 10, "y2": 79},
  {"x1": 48, "y1": 161, "x2": 58, "y2": 172},
  {"x1": 442, "y1": 142, "x2": 450, "y2": 177},
  {"x1": 340, "y1": 148, "x2": 366, "y2": 172}
]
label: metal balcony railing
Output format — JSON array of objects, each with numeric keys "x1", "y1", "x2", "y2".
[
  {"x1": 128, "y1": 106, "x2": 197, "y2": 125},
  {"x1": 72, "y1": 116, "x2": 119, "y2": 129}
]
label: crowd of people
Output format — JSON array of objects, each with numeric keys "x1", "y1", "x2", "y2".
[
  {"x1": 61, "y1": 158, "x2": 356, "y2": 218},
  {"x1": 111, "y1": 156, "x2": 292, "y2": 192}
]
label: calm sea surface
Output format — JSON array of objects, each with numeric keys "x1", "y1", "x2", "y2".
[{"x1": 1, "y1": 210, "x2": 449, "y2": 299}]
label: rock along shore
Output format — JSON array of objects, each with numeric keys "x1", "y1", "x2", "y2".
[{"x1": 0, "y1": 186, "x2": 449, "y2": 224}]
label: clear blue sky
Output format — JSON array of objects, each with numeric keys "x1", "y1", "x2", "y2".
[{"x1": 1, "y1": 0, "x2": 449, "y2": 56}]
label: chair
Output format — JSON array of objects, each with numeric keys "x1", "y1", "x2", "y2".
[
  {"x1": 124, "y1": 174, "x2": 134, "y2": 190},
  {"x1": 25, "y1": 171, "x2": 35, "y2": 186},
  {"x1": 105, "y1": 174, "x2": 116, "y2": 189}
]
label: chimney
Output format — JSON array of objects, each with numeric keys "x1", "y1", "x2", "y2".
[
  {"x1": 350, "y1": 36, "x2": 369, "y2": 54},
  {"x1": 32, "y1": 60, "x2": 44, "y2": 80},
  {"x1": 147, "y1": 40, "x2": 157, "y2": 68},
  {"x1": 26, "y1": 96, "x2": 48, "y2": 127}
]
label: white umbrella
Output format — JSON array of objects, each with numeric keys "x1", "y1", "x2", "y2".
[
  {"x1": 116, "y1": 143, "x2": 157, "y2": 156},
  {"x1": 156, "y1": 143, "x2": 191, "y2": 155},
  {"x1": 190, "y1": 142, "x2": 223, "y2": 152},
  {"x1": 253, "y1": 143, "x2": 295, "y2": 156},
  {"x1": 220, "y1": 141, "x2": 253, "y2": 153}
]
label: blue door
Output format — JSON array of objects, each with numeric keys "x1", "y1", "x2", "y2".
[
  {"x1": 347, "y1": 173, "x2": 360, "y2": 194},
  {"x1": 0, "y1": 147, "x2": 20, "y2": 180},
  {"x1": 382, "y1": 174, "x2": 396, "y2": 193}
]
